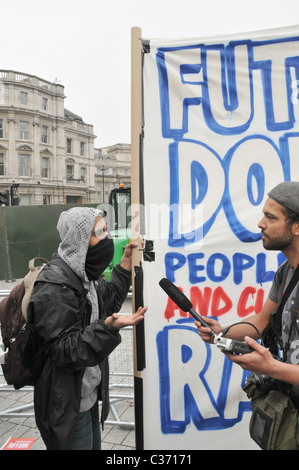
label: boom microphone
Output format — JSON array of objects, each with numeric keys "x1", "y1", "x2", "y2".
[
  {"x1": 159, "y1": 277, "x2": 254, "y2": 354},
  {"x1": 159, "y1": 278, "x2": 217, "y2": 338}
]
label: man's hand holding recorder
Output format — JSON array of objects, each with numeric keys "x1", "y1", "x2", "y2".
[{"x1": 195, "y1": 315, "x2": 278, "y2": 379}]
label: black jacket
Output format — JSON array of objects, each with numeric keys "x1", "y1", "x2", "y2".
[{"x1": 27, "y1": 259, "x2": 131, "y2": 450}]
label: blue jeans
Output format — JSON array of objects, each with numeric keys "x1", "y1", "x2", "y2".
[{"x1": 70, "y1": 402, "x2": 101, "y2": 450}]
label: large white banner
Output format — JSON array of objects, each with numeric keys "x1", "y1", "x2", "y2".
[{"x1": 139, "y1": 25, "x2": 299, "y2": 450}]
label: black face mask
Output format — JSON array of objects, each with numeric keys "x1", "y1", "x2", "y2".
[{"x1": 85, "y1": 236, "x2": 114, "y2": 280}]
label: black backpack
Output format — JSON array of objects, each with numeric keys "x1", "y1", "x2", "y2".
[{"x1": 0, "y1": 257, "x2": 86, "y2": 389}]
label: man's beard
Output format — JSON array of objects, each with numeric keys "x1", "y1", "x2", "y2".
[{"x1": 262, "y1": 230, "x2": 293, "y2": 251}]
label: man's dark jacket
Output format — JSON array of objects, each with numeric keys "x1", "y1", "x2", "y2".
[{"x1": 27, "y1": 259, "x2": 131, "y2": 450}]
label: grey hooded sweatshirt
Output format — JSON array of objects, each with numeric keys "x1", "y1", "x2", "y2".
[{"x1": 57, "y1": 206, "x2": 106, "y2": 412}]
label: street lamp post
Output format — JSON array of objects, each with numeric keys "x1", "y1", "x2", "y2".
[{"x1": 101, "y1": 166, "x2": 105, "y2": 203}]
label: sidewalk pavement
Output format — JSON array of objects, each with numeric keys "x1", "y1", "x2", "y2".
[{"x1": 0, "y1": 279, "x2": 136, "y2": 451}]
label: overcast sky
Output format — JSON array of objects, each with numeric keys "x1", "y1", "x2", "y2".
[{"x1": 1, "y1": 0, "x2": 299, "y2": 147}]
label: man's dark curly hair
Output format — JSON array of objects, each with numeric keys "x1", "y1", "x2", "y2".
[{"x1": 282, "y1": 206, "x2": 299, "y2": 228}]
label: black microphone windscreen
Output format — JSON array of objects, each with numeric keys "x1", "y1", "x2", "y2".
[{"x1": 159, "y1": 278, "x2": 192, "y2": 312}]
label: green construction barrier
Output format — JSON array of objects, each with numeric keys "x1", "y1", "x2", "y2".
[{"x1": 0, "y1": 203, "x2": 109, "y2": 281}]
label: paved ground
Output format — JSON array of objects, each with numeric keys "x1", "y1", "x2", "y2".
[{"x1": 0, "y1": 279, "x2": 135, "y2": 451}]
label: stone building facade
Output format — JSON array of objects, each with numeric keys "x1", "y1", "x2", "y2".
[
  {"x1": 0, "y1": 70, "x2": 97, "y2": 205},
  {"x1": 94, "y1": 143, "x2": 131, "y2": 203}
]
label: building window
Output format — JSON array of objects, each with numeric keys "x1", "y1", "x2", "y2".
[
  {"x1": 66, "y1": 164, "x2": 74, "y2": 179},
  {"x1": 20, "y1": 91, "x2": 28, "y2": 105},
  {"x1": 80, "y1": 142, "x2": 85, "y2": 156},
  {"x1": 66, "y1": 195, "x2": 83, "y2": 204},
  {"x1": 41, "y1": 125, "x2": 48, "y2": 143},
  {"x1": 41, "y1": 157, "x2": 49, "y2": 178},
  {"x1": 80, "y1": 167, "x2": 86, "y2": 181},
  {"x1": 42, "y1": 97, "x2": 48, "y2": 111},
  {"x1": 19, "y1": 154, "x2": 30, "y2": 176},
  {"x1": 43, "y1": 194, "x2": 51, "y2": 205},
  {"x1": 66, "y1": 138, "x2": 72, "y2": 154},
  {"x1": 0, "y1": 154, "x2": 4, "y2": 175},
  {"x1": 20, "y1": 121, "x2": 29, "y2": 140},
  {"x1": 19, "y1": 194, "x2": 31, "y2": 205},
  {"x1": 0, "y1": 120, "x2": 3, "y2": 139}
]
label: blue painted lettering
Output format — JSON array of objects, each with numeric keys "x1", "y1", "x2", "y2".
[
  {"x1": 157, "y1": 37, "x2": 299, "y2": 137},
  {"x1": 165, "y1": 251, "x2": 283, "y2": 285},
  {"x1": 156, "y1": 322, "x2": 251, "y2": 433}
]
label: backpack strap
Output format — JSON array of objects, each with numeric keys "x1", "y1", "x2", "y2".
[
  {"x1": 263, "y1": 264, "x2": 299, "y2": 356},
  {"x1": 28, "y1": 257, "x2": 48, "y2": 271},
  {"x1": 22, "y1": 257, "x2": 49, "y2": 320},
  {"x1": 272, "y1": 265, "x2": 299, "y2": 332}
]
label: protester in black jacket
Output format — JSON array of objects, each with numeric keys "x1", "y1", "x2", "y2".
[{"x1": 27, "y1": 207, "x2": 146, "y2": 450}]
